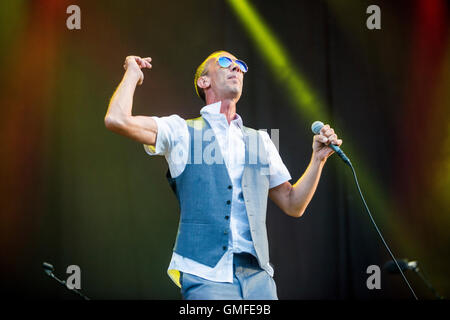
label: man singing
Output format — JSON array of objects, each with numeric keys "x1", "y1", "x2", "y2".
[{"x1": 104, "y1": 51, "x2": 342, "y2": 300}]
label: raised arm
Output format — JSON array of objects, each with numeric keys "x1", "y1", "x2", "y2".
[
  {"x1": 104, "y1": 55, "x2": 158, "y2": 146},
  {"x1": 269, "y1": 124, "x2": 343, "y2": 218}
]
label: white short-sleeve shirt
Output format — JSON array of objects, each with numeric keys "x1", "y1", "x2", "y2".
[{"x1": 144, "y1": 101, "x2": 291, "y2": 287}]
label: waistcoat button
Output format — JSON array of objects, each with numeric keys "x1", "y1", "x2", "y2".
[
  {"x1": 223, "y1": 246, "x2": 227, "y2": 251},
  {"x1": 228, "y1": 185, "x2": 232, "y2": 190},
  {"x1": 225, "y1": 215, "x2": 229, "y2": 220},
  {"x1": 226, "y1": 200, "x2": 231, "y2": 205}
]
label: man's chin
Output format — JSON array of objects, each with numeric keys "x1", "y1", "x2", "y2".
[
  {"x1": 225, "y1": 87, "x2": 242, "y2": 100},
  {"x1": 225, "y1": 93, "x2": 241, "y2": 102}
]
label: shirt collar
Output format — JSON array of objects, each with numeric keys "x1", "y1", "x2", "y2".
[{"x1": 200, "y1": 101, "x2": 243, "y2": 128}]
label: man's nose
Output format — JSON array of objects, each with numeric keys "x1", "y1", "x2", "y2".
[{"x1": 230, "y1": 63, "x2": 242, "y2": 73}]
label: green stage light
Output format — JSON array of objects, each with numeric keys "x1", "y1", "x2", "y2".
[
  {"x1": 227, "y1": 0, "x2": 424, "y2": 259},
  {"x1": 227, "y1": 0, "x2": 328, "y2": 122}
]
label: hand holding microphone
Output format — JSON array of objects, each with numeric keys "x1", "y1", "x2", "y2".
[{"x1": 311, "y1": 121, "x2": 351, "y2": 166}]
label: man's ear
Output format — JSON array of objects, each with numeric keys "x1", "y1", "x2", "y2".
[{"x1": 197, "y1": 75, "x2": 210, "y2": 90}]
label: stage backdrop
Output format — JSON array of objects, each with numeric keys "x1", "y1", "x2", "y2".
[{"x1": 1, "y1": 0, "x2": 449, "y2": 299}]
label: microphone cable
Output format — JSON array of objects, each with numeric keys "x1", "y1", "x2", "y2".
[{"x1": 344, "y1": 159, "x2": 418, "y2": 300}]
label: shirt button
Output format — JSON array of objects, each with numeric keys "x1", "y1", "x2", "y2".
[{"x1": 226, "y1": 200, "x2": 231, "y2": 205}]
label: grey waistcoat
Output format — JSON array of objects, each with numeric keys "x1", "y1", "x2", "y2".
[{"x1": 166, "y1": 116, "x2": 272, "y2": 273}]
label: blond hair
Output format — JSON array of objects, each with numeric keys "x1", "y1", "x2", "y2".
[{"x1": 194, "y1": 50, "x2": 229, "y2": 101}]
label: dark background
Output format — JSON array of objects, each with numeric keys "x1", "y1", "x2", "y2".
[{"x1": 1, "y1": 0, "x2": 449, "y2": 299}]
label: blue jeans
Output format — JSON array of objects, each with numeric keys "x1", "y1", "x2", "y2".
[{"x1": 180, "y1": 253, "x2": 278, "y2": 300}]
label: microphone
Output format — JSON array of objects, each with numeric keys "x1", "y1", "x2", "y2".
[
  {"x1": 42, "y1": 262, "x2": 55, "y2": 276},
  {"x1": 42, "y1": 261, "x2": 65, "y2": 285},
  {"x1": 383, "y1": 259, "x2": 444, "y2": 299},
  {"x1": 42, "y1": 261, "x2": 90, "y2": 300},
  {"x1": 311, "y1": 121, "x2": 351, "y2": 166},
  {"x1": 383, "y1": 259, "x2": 418, "y2": 274}
]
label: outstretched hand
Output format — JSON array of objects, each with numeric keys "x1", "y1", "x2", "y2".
[{"x1": 123, "y1": 56, "x2": 152, "y2": 85}]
